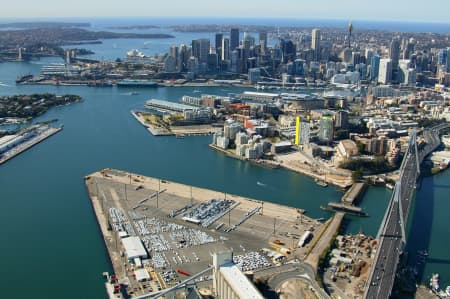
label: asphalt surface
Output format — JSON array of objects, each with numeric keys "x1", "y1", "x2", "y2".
[{"x1": 365, "y1": 124, "x2": 449, "y2": 299}]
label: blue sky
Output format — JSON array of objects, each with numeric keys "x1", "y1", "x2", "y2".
[{"x1": 0, "y1": 0, "x2": 448, "y2": 23}]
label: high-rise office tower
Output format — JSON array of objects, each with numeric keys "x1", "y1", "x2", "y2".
[
  {"x1": 348, "y1": 22, "x2": 353, "y2": 48},
  {"x1": 215, "y1": 33, "x2": 223, "y2": 57},
  {"x1": 438, "y1": 49, "x2": 448, "y2": 67},
  {"x1": 222, "y1": 37, "x2": 230, "y2": 61},
  {"x1": 178, "y1": 44, "x2": 188, "y2": 72},
  {"x1": 230, "y1": 28, "x2": 239, "y2": 51},
  {"x1": 370, "y1": 54, "x2": 380, "y2": 81},
  {"x1": 169, "y1": 46, "x2": 179, "y2": 71},
  {"x1": 192, "y1": 38, "x2": 210, "y2": 64},
  {"x1": 352, "y1": 51, "x2": 361, "y2": 66},
  {"x1": 378, "y1": 58, "x2": 392, "y2": 84},
  {"x1": 319, "y1": 116, "x2": 334, "y2": 143},
  {"x1": 311, "y1": 28, "x2": 321, "y2": 61},
  {"x1": 389, "y1": 39, "x2": 401, "y2": 70},
  {"x1": 259, "y1": 31, "x2": 268, "y2": 54},
  {"x1": 447, "y1": 48, "x2": 450, "y2": 71}
]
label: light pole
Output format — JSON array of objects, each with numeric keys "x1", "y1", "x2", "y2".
[{"x1": 157, "y1": 179, "x2": 160, "y2": 208}]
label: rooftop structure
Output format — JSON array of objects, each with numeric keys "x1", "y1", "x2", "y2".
[
  {"x1": 121, "y1": 236, "x2": 147, "y2": 260},
  {"x1": 213, "y1": 251, "x2": 264, "y2": 299}
]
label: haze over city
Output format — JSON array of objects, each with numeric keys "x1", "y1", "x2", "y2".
[{"x1": 0, "y1": 0, "x2": 449, "y2": 23}]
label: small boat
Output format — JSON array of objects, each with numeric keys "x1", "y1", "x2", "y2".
[
  {"x1": 315, "y1": 178, "x2": 328, "y2": 187},
  {"x1": 130, "y1": 91, "x2": 140, "y2": 95},
  {"x1": 176, "y1": 134, "x2": 185, "y2": 139},
  {"x1": 386, "y1": 183, "x2": 394, "y2": 190},
  {"x1": 430, "y1": 273, "x2": 440, "y2": 292},
  {"x1": 417, "y1": 250, "x2": 429, "y2": 256}
]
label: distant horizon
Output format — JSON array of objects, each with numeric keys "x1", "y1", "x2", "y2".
[
  {"x1": 0, "y1": 16, "x2": 449, "y2": 25},
  {"x1": 1, "y1": 16, "x2": 450, "y2": 35},
  {"x1": 1, "y1": 0, "x2": 450, "y2": 24}
]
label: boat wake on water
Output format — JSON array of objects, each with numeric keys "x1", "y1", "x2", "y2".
[{"x1": 0, "y1": 82, "x2": 9, "y2": 87}]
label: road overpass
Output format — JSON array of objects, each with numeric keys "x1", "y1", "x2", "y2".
[{"x1": 364, "y1": 124, "x2": 449, "y2": 299}]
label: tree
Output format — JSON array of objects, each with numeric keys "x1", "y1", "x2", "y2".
[
  {"x1": 352, "y1": 169, "x2": 363, "y2": 182},
  {"x1": 356, "y1": 141, "x2": 366, "y2": 154}
]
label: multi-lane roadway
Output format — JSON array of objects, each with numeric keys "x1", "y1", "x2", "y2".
[{"x1": 365, "y1": 124, "x2": 448, "y2": 299}]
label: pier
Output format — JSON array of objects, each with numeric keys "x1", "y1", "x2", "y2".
[
  {"x1": 341, "y1": 182, "x2": 367, "y2": 206},
  {"x1": 321, "y1": 202, "x2": 368, "y2": 217},
  {"x1": 0, "y1": 124, "x2": 62, "y2": 165},
  {"x1": 85, "y1": 168, "x2": 325, "y2": 298}
]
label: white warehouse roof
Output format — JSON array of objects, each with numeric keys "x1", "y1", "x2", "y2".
[
  {"x1": 121, "y1": 236, "x2": 147, "y2": 259},
  {"x1": 219, "y1": 262, "x2": 264, "y2": 299},
  {"x1": 134, "y1": 268, "x2": 150, "y2": 282}
]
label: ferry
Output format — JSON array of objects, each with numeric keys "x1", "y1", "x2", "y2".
[
  {"x1": 15, "y1": 74, "x2": 33, "y2": 84},
  {"x1": 315, "y1": 178, "x2": 328, "y2": 187},
  {"x1": 417, "y1": 250, "x2": 429, "y2": 257}
]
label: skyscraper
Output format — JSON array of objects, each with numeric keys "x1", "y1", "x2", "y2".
[
  {"x1": 438, "y1": 49, "x2": 448, "y2": 67},
  {"x1": 370, "y1": 54, "x2": 380, "y2": 81},
  {"x1": 222, "y1": 37, "x2": 230, "y2": 61},
  {"x1": 389, "y1": 39, "x2": 401, "y2": 71},
  {"x1": 259, "y1": 31, "x2": 268, "y2": 54},
  {"x1": 178, "y1": 44, "x2": 188, "y2": 72},
  {"x1": 192, "y1": 38, "x2": 210, "y2": 64},
  {"x1": 447, "y1": 48, "x2": 450, "y2": 71},
  {"x1": 311, "y1": 28, "x2": 321, "y2": 61},
  {"x1": 169, "y1": 45, "x2": 179, "y2": 71},
  {"x1": 215, "y1": 33, "x2": 223, "y2": 57},
  {"x1": 319, "y1": 116, "x2": 334, "y2": 143},
  {"x1": 230, "y1": 28, "x2": 240, "y2": 51},
  {"x1": 348, "y1": 22, "x2": 353, "y2": 48},
  {"x1": 378, "y1": 58, "x2": 392, "y2": 84}
]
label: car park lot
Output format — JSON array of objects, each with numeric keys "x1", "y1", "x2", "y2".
[{"x1": 87, "y1": 169, "x2": 324, "y2": 297}]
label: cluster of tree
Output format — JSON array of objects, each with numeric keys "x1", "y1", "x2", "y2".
[
  {"x1": 340, "y1": 156, "x2": 394, "y2": 176},
  {"x1": 0, "y1": 93, "x2": 81, "y2": 118},
  {"x1": 417, "y1": 118, "x2": 446, "y2": 128}
]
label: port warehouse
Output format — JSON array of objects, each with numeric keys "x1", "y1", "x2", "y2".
[
  {"x1": 0, "y1": 129, "x2": 37, "y2": 154},
  {"x1": 145, "y1": 99, "x2": 200, "y2": 113}
]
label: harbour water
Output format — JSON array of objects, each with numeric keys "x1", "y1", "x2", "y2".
[{"x1": 1, "y1": 19, "x2": 449, "y2": 296}]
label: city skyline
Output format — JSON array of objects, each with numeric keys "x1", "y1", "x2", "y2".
[{"x1": 1, "y1": 0, "x2": 450, "y2": 23}]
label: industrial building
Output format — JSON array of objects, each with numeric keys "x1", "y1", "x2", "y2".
[
  {"x1": 121, "y1": 236, "x2": 148, "y2": 261},
  {"x1": 271, "y1": 141, "x2": 292, "y2": 154},
  {"x1": 145, "y1": 99, "x2": 198, "y2": 113},
  {"x1": 213, "y1": 251, "x2": 264, "y2": 299},
  {"x1": 241, "y1": 91, "x2": 279, "y2": 102}
]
